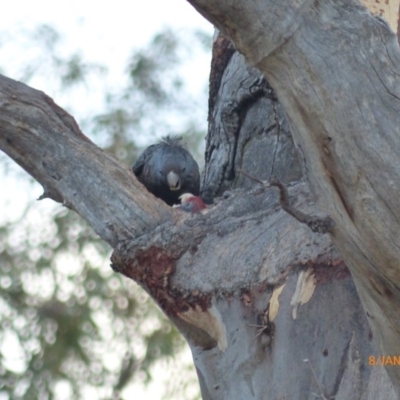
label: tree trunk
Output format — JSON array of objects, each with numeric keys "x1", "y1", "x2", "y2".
[
  {"x1": 185, "y1": 0, "x2": 400, "y2": 395},
  {"x1": 1, "y1": 0, "x2": 400, "y2": 396},
  {"x1": 191, "y1": 33, "x2": 397, "y2": 399}
]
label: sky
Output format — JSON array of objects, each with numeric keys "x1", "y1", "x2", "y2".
[
  {"x1": 0, "y1": 1, "x2": 213, "y2": 398},
  {"x1": 0, "y1": 0, "x2": 213, "y2": 114},
  {"x1": 0, "y1": 0, "x2": 214, "y2": 222},
  {"x1": 0, "y1": 1, "x2": 211, "y2": 50}
]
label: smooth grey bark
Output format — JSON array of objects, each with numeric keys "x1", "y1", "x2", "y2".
[
  {"x1": 189, "y1": 35, "x2": 396, "y2": 399},
  {"x1": 186, "y1": 0, "x2": 400, "y2": 394}
]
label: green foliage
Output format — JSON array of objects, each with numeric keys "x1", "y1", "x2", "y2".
[
  {"x1": 90, "y1": 27, "x2": 208, "y2": 165},
  {"x1": 0, "y1": 23, "x2": 211, "y2": 399},
  {"x1": 10, "y1": 24, "x2": 106, "y2": 89},
  {"x1": 129, "y1": 29, "x2": 181, "y2": 103}
]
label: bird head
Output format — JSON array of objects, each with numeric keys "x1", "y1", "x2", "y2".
[
  {"x1": 178, "y1": 193, "x2": 206, "y2": 213},
  {"x1": 133, "y1": 136, "x2": 200, "y2": 206},
  {"x1": 156, "y1": 144, "x2": 199, "y2": 196}
]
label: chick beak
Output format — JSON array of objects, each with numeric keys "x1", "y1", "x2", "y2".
[{"x1": 167, "y1": 171, "x2": 181, "y2": 191}]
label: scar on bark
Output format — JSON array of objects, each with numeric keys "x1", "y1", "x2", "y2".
[
  {"x1": 248, "y1": 304, "x2": 274, "y2": 345},
  {"x1": 303, "y1": 359, "x2": 331, "y2": 400},
  {"x1": 237, "y1": 169, "x2": 335, "y2": 234}
]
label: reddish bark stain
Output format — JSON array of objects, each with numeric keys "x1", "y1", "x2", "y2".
[
  {"x1": 111, "y1": 246, "x2": 211, "y2": 316},
  {"x1": 208, "y1": 34, "x2": 235, "y2": 119},
  {"x1": 136, "y1": 247, "x2": 174, "y2": 282},
  {"x1": 312, "y1": 258, "x2": 350, "y2": 284}
]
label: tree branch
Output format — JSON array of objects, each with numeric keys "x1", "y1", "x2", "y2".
[
  {"x1": 0, "y1": 74, "x2": 171, "y2": 247},
  {"x1": 0, "y1": 73, "x2": 332, "y2": 352}
]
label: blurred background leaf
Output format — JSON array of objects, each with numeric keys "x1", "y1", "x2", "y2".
[{"x1": 0, "y1": 21, "x2": 211, "y2": 400}]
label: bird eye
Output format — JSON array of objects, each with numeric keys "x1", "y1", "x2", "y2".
[{"x1": 182, "y1": 202, "x2": 193, "y2": 212}]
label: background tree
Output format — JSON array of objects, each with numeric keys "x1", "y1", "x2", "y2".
[{"x1": 0, "y1": 23, "x2": 210, "y2": 399}]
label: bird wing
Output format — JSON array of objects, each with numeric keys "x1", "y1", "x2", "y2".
[{"x1": 132, "y1": 144, "x2": 157, "y2": 176}]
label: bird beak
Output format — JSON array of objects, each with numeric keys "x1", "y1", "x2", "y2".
[{"x1": 167, "y1": 171, "x2": 181, "y2": 191}]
